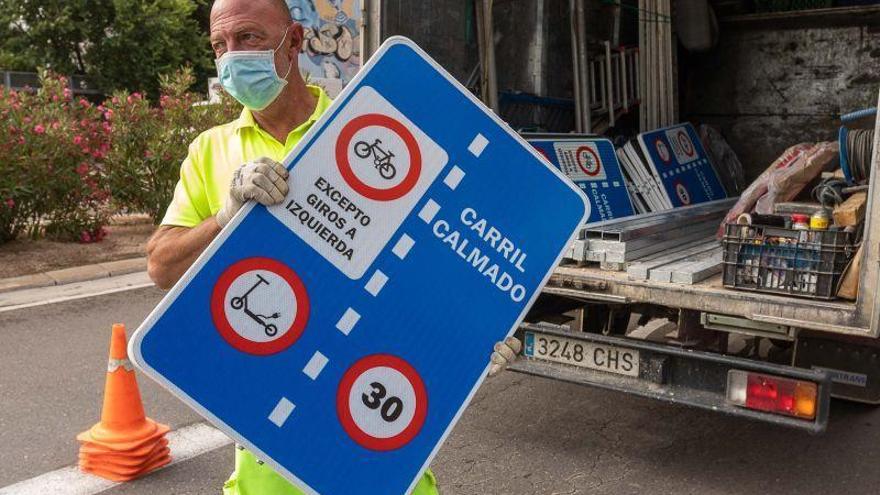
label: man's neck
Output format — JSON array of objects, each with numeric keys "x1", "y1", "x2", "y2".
[{"x1": 252, "y1": 79, "x2": 317, "y2": 143}]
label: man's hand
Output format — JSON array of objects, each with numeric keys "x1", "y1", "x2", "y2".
[
  {"x1": 216, "y1": 157, "x2": 290, "y2": 228},
  {"x1": 488, "y1": 336, "x2": 522, "y2": 376}
]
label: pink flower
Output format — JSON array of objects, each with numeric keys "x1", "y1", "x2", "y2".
[
  {"x1": 63, "y1": 88, "x2": 72, "y2": 99},
  {"x1": 79, "y1": 98, "x2": 90, "y2": 108},
  {"x1": 33, "y1": 124, "x2": 45, "y2": 134},
  {"x1": 22, "y1": 116, "x2": 31, "y2": 124},
  {"x1": 73, "y1": 135, "x2": 83, "y2": 145},
  {"x1": 51, "y1": 121, "x2": 60, "y2": 130},
  {"x1": 4, "y1": 199, "x2": 14, "y2": 209},
  {"x1": 76, "y1": 163, "x2": 89, "y2": 176},
  {"x1": 80, "y1": 231, "x2": 92, "y2": 243}
]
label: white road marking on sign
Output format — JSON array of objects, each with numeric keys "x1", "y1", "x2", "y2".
[
  {"x1": 418, "y1": 199, "x2": 440, "y2": 223},
  {"x1": 0, "y1": 422, "x2": 232, "y2": 495},
  {"x1": 443, "y1": 166, "x2": 465, "y2": 190},
  {"x1": 364, "y1": 270, "x2": 389, "y2": 296},
  {"x1": 269, "y1": 398, "x2": 296, "y2": 427},
  {"x1": 467, "y1": 133, "x2": 489, "y2": 157},
  {"x1": 336, "y1": 307, "x2": 361, "y2": 335},
  {"x1": 303, "y1": 351, "x2": 329, "y2": 380},
  {"x1": 392, "y1": 234, "x2": 415, "y2": 259}
]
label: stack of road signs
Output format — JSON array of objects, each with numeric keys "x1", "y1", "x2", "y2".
[
  {"x1": 130, "y1": 37, "x2": 588, "y2": 495},
  {"x1": 616, "y1": 140, "x2": 671, "y2": 213},
  {"x1": 614, "y1": 123, "x2": 727, "y2": 213},
  {"x1": 636, "y1": 123, "x2": 727, "y2": 208},
  {"x1": 527, "y1": 135, "x2": 635, "y2": 223}
]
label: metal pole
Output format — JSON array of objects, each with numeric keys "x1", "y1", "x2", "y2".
[
  {"x1": 576, "y1": 0, "x2": 591, "y2": 132},
  {"x1": 638, "y1": 0, "x2": 647, "y2": 131},
  {"x1": 569, "y1": 0, "x2": 583, "y2": 132},
  {"x1": 605, "y1": 41, "x2": 615, "y2": 128},
  {"x1": 361, "y1": 0, "x2": 382, "y2": 61},
  {"x1": 483, "y1": 0, "x2": 499, "y2": 113}
]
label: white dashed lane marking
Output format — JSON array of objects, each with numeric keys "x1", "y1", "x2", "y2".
[
  {"x1": 303, "y1": 351, "x2": 329, "y2": 380},
  {"x1": 392, "y1": 234, "x2": 415, "y2": 260},
  {"x1": 268, "y1": 397, "x2": 296, "y2": 427},
  {"x1": 364, "y1": 270, "x2": 389, "y2": 297},
  {"x1": 468, "y1": 133, "x2": 489, "y2": 157},
  {"x1": 418, "y1": 200, "x2": 440, "y2": 223},
  {"x1": 336, "y1": 308, "x2": 361, "y2": 336},
  {"x1": 443, "y1": 166, "x2": 465, "y2": 190}
]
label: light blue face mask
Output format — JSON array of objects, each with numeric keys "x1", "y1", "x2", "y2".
[{"x1": 215, "y1": 27, "x2": 292, "y2": 111}]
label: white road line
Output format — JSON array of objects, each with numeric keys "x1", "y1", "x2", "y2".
[
  {"x1": 335, "y1": 308, "x2": 361, "y2": 335},
  {"x1": 467, "y1": 133, "x2": 489, "y2": 157},
  {"x1": 302, "y1": 351, "x2": 329, "y2": 380},
  {"x1": 0, "y1": 422, "x2": 232, "y2": 495},
  {"x1": 0, "y1": 271, "x2": 154, "y2": 314},
  {"x1": 364, "y1": 270, "x2": 389, "y2": 297},
  {"x1": 418, "y1": 200, "x2": 440, "y2": 223},
  {"x1": 268, "y1": 398, "x2": 296, "y2": 427},
  {"x1": 443, "y1": 166, "x2": 465, "y2": 190},
  {"x1": 391, "y1": 234, "x2": 415, "y2": 260}
]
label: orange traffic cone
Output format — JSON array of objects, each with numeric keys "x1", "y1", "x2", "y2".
[{"x1": 77, "y1": 323, "x2": 171, "y2": 481}]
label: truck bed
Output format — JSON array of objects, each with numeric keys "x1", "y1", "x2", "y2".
[{"x1": 546, "y1": 263, "x2": 867, "y2": 336}]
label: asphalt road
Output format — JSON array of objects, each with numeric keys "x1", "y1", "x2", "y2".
[{"x1": 2, "y1": 286, "x2": 880, "y2": 494}]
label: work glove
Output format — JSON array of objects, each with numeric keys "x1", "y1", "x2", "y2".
[
  {"x1": 488, "y1": 336, "x2": 522, "y2": 376},
  {"x1": 216, "y1": 157, "x2": 290, "y2": 228}
]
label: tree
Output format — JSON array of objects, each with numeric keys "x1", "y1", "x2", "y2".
[{"x1": 0, "y1": 0, "x2": 212, "y2": 98}]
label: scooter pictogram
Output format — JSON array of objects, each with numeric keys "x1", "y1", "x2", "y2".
[
  {"x1": 354, "y1": 138, "x2": 397, "y2": 180},
  {"x1": 230, "y1": 274, "x2": 280, "y2": 337}
]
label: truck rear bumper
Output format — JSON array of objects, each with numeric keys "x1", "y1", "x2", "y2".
[{"x1": 509, "y1": 323, "x2": 832, "y2": 433}]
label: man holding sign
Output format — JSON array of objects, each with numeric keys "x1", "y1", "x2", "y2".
[{"x1": 146, "y1": 0, "x2": 521, "y2": 493}]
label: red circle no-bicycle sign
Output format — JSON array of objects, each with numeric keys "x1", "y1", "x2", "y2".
[{"x1": 335, "y1": 113, "x2": 422, "y2": 202}]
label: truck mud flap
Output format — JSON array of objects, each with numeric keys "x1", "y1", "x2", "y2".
[{"x1": 509, "y1": 322, "x2": 831, "y2": 433}]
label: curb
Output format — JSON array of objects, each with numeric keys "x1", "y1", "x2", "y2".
[{"x1": 0, "y1": 257, "x2": 147, "y2": 294}]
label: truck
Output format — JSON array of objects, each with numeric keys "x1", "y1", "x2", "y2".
[{"x1": 508, "y1": 101, "x2": 880, "y2": 433}]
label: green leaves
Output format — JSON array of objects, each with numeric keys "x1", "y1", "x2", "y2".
[{"x1": 0, "y1": 0, "x2": 212, "y2": 98}]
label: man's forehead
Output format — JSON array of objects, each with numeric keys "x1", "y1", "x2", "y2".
[{"x1": 210, "y1": 0, "x2": 291, "y2": 29}]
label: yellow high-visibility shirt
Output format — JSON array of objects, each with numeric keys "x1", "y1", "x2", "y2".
[{"x1": 160, "y1": 85, "x2": 332, "y2": 227}]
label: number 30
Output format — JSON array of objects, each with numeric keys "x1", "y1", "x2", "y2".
[{"x1": 362, "y1": 382, "x2": 404, "y2": 422}]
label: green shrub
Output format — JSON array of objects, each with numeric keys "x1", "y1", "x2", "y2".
[
  {"x1": 104, "y1": 67, "x2": 240, "y2": 223},
  {"x1": 0, "y1": 66, "x2": 241, "y2": 244},
  {"x1": 0, "y1": 71, "x2": 111, "y2": 242}
]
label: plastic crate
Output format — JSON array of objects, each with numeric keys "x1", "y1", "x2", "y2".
[{"x1": 722, "y1": 223, "x2": 855, "y2": 300}]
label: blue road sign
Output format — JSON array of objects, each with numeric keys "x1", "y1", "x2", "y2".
[
  {"x1": 130, "y1": 37, "x2": 588, "y2": 495},
  {"x1": 528, "y1": 137, "x2": 635, "y2": 223},
  {"x1": 637, "y1": 123, "x2": 727, "y2": 207}
]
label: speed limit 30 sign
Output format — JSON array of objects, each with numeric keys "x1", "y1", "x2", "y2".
[{"x1": 130, "y1": 38, "x2": 588, "y2": 495}]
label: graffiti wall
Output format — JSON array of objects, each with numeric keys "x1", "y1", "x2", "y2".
[{"x1": 287, "y1": 0, "x2": 362, "y2": 97}]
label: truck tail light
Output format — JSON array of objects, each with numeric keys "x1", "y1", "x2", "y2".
[{"x1": 726, "y1": 370, "x2": 817, "y2": 420}]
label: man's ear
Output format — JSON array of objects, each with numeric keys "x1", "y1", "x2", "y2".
[{"x1": 288, "y1": 22, "x2": 305, "y2": 55}]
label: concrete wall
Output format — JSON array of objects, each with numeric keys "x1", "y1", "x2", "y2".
[
  {"x1": 684, "y1": 23, "x2": 880, "y2": 178},
  {"x1": 380, "y1": 0, "x2": 478, "y2": 83}
]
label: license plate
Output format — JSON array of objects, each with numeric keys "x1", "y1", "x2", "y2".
[{"x1": 523, "y1": 331, "x2": 640, "y2": 377}]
